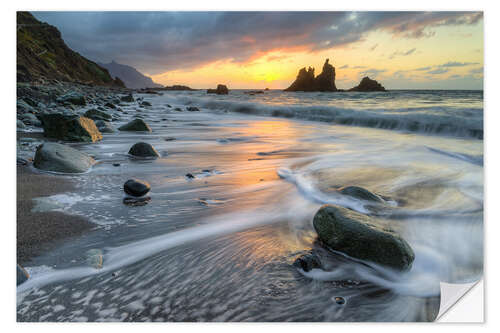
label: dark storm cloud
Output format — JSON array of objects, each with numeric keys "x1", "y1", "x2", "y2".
[{"x1": 32, "y1": 11, "x2": 483, "y2": 75}]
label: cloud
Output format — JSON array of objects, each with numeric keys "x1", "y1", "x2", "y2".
[
  {"x1": 359, "y1": 68, "x2": 387, "y2": 77},
  {"x1": 414, "y1": 66, "x2": 432, "y2": 71},
  {"x1": 339, "y1": 64, "x2": 349, "y2": 69},
  {"x1": 352, "y1": 65, "x2": 367, "y2": 69},
  {"x1": 469, "y1": 67, "x2": 483, "y2": 74},
  {"x1": 370, "y1": 43, "x2": 378, "y2": 51},
  {"x1": 440, "y1": 61, "x2": 479, "y2": 67},
  {"x1": 426, "y1": 68, "x2": 449, "y2": 74},
  {"x1": 31, "y1": 11, "x2": 483, "y2": 74},
  {"x1": 389, "y1": 47, "x2": 417, "y2": 59}
]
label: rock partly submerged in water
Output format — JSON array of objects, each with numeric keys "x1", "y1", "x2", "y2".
[
  {"x1": 207, "y1": 84, "x2": 229, "y2": 95},
  {"x1": 56, "y1": 92, "x2": 86, "y2": 106},
  {"x1": 17, "y1": 264, "x2": 29, "y2": 286},
  {"x1": 34, "y1": 142, "x2": 96, "y2": 173},
  {"x1": 338, "y1": 186, "x2": 384, "y2": 203},
  {"x1": 186, "y1": 106, "x2": 200, "y2": 111},
  {"x1": 293, "y1": 252, "x2": 322, "y2": 272},
  {"x1": 349, "y1": 76, "x2": 386, "y2": 92},
  {"x1": 118, "y1": 118, "x2": 152, "y2": 132},
  {"x1": 128, "y1": 142, "x2": 160, "y2": 158},
  {"x1": 124, "y1": 179, "x2": 151, "y2": 197},
  {"x1": 313, "y1": 205, "x2": 415, "y2": 271},
  {"x1": 40, "y1": 113, "x2": 103, "y2": 142},
  {"x1": 94, "y1": 120, "x2": 115, "y2": 133}
]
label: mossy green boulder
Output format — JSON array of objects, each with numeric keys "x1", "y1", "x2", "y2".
[{"x1": 313, "y1": 205, "x2": 415, "y2": 271}]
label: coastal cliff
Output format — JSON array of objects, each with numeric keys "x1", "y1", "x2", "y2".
[{"x1": 17, "y1": 12, "x2": 124, "y2": 87}]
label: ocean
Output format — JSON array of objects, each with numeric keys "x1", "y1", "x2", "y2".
[{"x1": 17, "y1": 89, "x2": 483, "y2": 321}]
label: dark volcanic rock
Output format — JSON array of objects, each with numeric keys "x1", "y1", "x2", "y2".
[
  {"x1": 128, "y1": 142, "x2": 160, "y2": 158},
  {"x1": 285, "y1": 58, "x2": 337, "y2": 92},
  {"x1": 124, "y1": 179, "x2": 151, "y2": 197},
  {"x1": 207, "y1": 84, "x2": 229, "y2": 95},
  {"x1": 313, "y1": 205, "x2": 415, "y2": 271},
  {"x1": 293, "y1": 252, "x2": 322, "y2": 272},
  {"x1": 34, "y1": 142, "x2": 96, "y2": 173},
  {"x1": 84, "y1": 108, "x2": 112, "y2": 121},
  {"x1": 349, "y1": 77, "x2": 386, "y2": 92},
  {"x1": 118, "y1": 119, "x2": 152, "y2": 132},
  {"x1": 40, "y1": 113, "x2": 103, "y2": 142},
  {"x1": 17, "y1": 264, "x2": 29, "y2": 286},
  {"x1": 339, "y1": 186, "x2": 384, "y2": 203}
]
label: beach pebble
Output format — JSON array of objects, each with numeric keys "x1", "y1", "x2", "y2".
[
  {"x1": 293, "y1": 252, "x2": 322, "y2": 272},
  {"x1": 333, "y1": 296, "x2": 346, "y2": 305},
  {"x1": 123, "y1": 196, "x2": 151, "y2": 206},
  {"x1": 128, "y1": 142, "x2": 160, "y2": 158},
  {"x1": 124, "y1": 179, "x2": 151, "y2": 197},
  {"x1": 185, "y1": 173, "x2": 195, "y2": 179},
  {"x1": 186, "y1": 106, "x2": 200, "y2": 111}
]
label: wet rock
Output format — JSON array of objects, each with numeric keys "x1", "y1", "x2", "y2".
[
  {"x1": 17, "y1": 99, "x2": 35, "y2": 113},
  {"x1": 33, "y1": 142, "x2": 96, "y2": 173},
  {"x1": 104, "y1": 102, "x2": 116, "y2": 109},
  {"x1": 17, "y1": 157, "x2": 30, "y2": 166},
  {"x1": 40, "y1": 113, "x2": 103, "y2": 142},
  {"x1": 124, "y1": 179, "x2": 151, "y2": 197},
  {"x1": 112, "y1": 163, "x2": 120, "y2": 167},
  {"x1": 338, "y1": 186, "x2": 384, "y2": 203},
  {"x1": 17, "y1": 119, "x2": 26, "y2": 129},
  {"x1": 166, "y1": 104, "x2": 172, "y2": 108},
  {"x1": 94, "y1": 120, "x2": 115, "y2": 133},
  {"x1": 333, "y1": 296, "x2": 346, "y2": 305},
  {"x1": 84, "y1": 108, "x2": 112, "y2": 121},
  {"x1": 118, "y1": 118, "x2": 152, "y2": 132},
  {"x1": 140, "y1": 101, "x2": 152, "y2": 107},
  {"x1": 293, "y1": 252, "x2": 322, "y2": 272},
  {"x1": 128, "y1": 142, "x2": 160, "y2": 158},
  {"x1": 186, "y1": 106, "x2": 200, "y2": 111},
  {"x1": 349, "y1": 77, "x2": 386, "y2": 92},
  {"x1": 207, "y1": 84, "x2": 229, "y2": 95},
  {"x1": 21, "y1": 113, "x2": 41, "y2": 126},
  {"x1": 56, "y1": 92, "x2": 86, "y2": 105},
  {"x1": 164, "y1": 137, "x2": 176, "y2": 141},
  {"x1": 121, "y1": 94, "x2": 135, "y2": 102},
  {"x1": 313, "y1": 205, "x2": 415, "y2": 270},
  {"x1": 17, "y1": 264, "x2": 29, "y2": 286},
  {"x1": 285, "y1": 58, "x2": 337, "y2": 92},
  {"x1": 185, "y1": 173, "x2": 195, "y2": 179},
  {"x1": 123, "y1": 196, "x2": 151, "y2": 206},
  {"x1": 174, "y1": 107, "x2": 182, "y2": 111}
]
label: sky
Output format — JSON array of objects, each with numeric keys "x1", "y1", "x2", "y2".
[{"x1": 32, "y1": 11, "x2": 484, "y2": 90}]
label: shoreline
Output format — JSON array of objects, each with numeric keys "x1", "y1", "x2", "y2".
[{"x1": 16, "y1": 163, "x2": 96, "y2": 264}]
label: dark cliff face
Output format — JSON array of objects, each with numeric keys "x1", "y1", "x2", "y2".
[
  {"x1": 285, "y1": 59, "x2": 337, "y2": 92},
  {"x1": 17, "y1": 12, "x2": 124, "y2": 87},
  {"x1": 349, "y1": 77, "x2": 386, "y2": 92},
  {"x1": 98, "y1": 61, "x2": 163, "y2": 89}
]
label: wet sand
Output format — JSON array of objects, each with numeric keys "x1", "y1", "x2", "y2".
[{"x1": 17, "y1": 165, "x2": 95, "y2": 263}]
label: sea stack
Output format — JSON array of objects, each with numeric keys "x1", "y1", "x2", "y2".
[
  {"x1": 285, "y1": 58, "x2": 337, "y2": 92},
  {"x1": 349, "y1": 77, "x2": 386, "y2": 92}
]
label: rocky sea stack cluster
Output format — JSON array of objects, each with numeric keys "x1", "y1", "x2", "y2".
[{"x1": 285, "y1": 58, "x2": 386, "y2": 92}]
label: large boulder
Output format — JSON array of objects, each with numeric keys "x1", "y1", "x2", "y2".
[
  {"x1": 128, "y1": 142, "x2": 160, "y2": 158},
  {"x1": 40, "y1": 113, "x2": 102, "y2": 142},
  {"x1": 285, "y1": 58, "x2": 337, "y2": 92},
  {"x1": 56, "y1": 92, "x2": 86, "y2": 106},
  {"x1": 118, "y1": 119, "x2": 152, "y2": 132},
  {"x1": 313, "y1": 205, "x2": 415, "y2": 271},
  {"x1": 349, "y1": 77, "x2": 386, "y2": 92},
  {"x1": 124, "y1": 179, "x2": 151, "y2": 197},
  {"x1": 207, "y1": 84, "x2": 229, "y2": 95},
  {"x1": 84, "y1": 108, "x2": 112, "y2": 121},
  {"x1": 33, "y1": 142, "x2": 96, "y2": 173}
]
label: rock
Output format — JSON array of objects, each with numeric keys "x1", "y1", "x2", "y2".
[
  {"x1": 293, "y1": 252, "x2": 322, "y2": 272},
  {"x1": 334, "y1": 296, "x2": 346, "y2": 305},
  {"x1": 164, "y1": 137, "x2": 176, "y2": 141},
  {"x1": 207, "y1": 84, "x2": 229, "y2": 95},
  {"x1": 118, "y1": 119, "x2": 152, "y2": 132},
  {"x1": 186, "y1": 106, "x2": 200, "y2": 111},
  {"x1": 17, "y1": 99, "x2": 36, "y2": 113},
  {"x1": 123, "y1": 196, "x2": 151, "y2": 206},
  {"x1": 174, "y1": 107, "x2": 182, "y2": 111},
  {"x1": 349, "y1": 77, "x2": 386, "y2": 92},
  {"x1": 338, "y1": 186, "x2": 384, "y2": 203},
  {"x1": 124, "y1": 179, "x2": 151, "y2": 197},
  {"x1": 104, "y1": 102, "x2": 116, "y2": 109},
  {"x1": 120, "y1": 94, "x2": 135, "y2": 102},
  {"x1": 185, "y1": 173, "x2": 195, "y2": 179},
  {"x1": 112, "y1": 163, "x2": 120, "y2": 167},
  {"x1": 313, "y1": 205, "x2": 415, "y2": 270},
  {"x1": 166, "y1": 104, "x2": 172, "y2": 108},
  {"x1": 17, "y1": 119, "x2": 26, "y2": 129},
  {"x1": 140, "y1": 101, "x2": 152, "y2": 107},
  {"x1": 17, "y1": 264, "x2": 29, "y2": 286},
  {"x1": 40, "y1": 113, "x2": 103, "y2": 142},
  {"x1": 285, "y1": 58, "x2": 337, "y2": 92},
  {"x1": 56, "y1": 92, "x2": 86, "y2": 105},
  {"x1": 94, "y1": 120, "x2": 115, "y2": 133},
  {"x1": 128, "y1": 142, "x2": 160, "y2": 158},
  {"x1": 33, "y1": 142, "x2": 96, "y2": 173},
  {"x1": 84, "y1": 108, "x2": 112, "y2": 121},
  {"x1": 17, "y1": 157, "x2": 29, "y2": 166}
]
